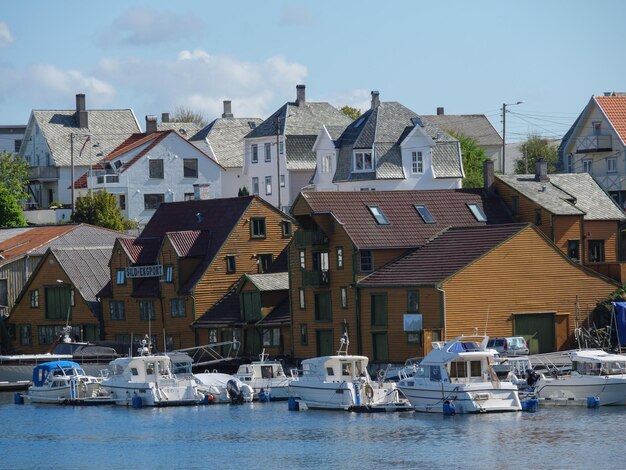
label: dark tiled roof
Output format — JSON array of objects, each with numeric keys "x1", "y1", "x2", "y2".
[
  {"x1": 192, "y1": 282, "x2": 241, "y2": 328},
  {"x1": 358, "y1": 224, "x2": 529, "y2": 287},
  {"x1": 422, "y1": 114, "x2": 502, "y2": 147},
  {"x1": 167, "y1": 230, "x2": 211, "y2": 258},
  {"x1": 119, "y1": 237, "x2": 161, "y2": 264},
  {"x1": 267, "y1": 247, "x2": 288, "y2": 273},
  {"x1": 298, "y1": 189, "x2": 513, "y2": 249},
  {"x1": 157, "y1": 122, "x2": 203, "y2": 137},
  {"x1": 257, "y1": 297, "x2": 290, "y2": 326},
  {"x1": 286, "y1": 135, "x2": 317, "y2": 170}
]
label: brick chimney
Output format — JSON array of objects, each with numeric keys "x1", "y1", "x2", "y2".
[
  {"x1": 437, "y1": 107, "x2": 445, "y2": 115},
  {"x1": 296, "y1": 84, "x2": 306, "y2": 106},
  {"x1": 483, "y1": 159, "x2": 495, "y2": 197},
  {"x1": 145, "y1": 115, "x2": 157, "y2": 134},
  {"x1": 76, "y1": 93, "x2": 88, "y2": 129},
  {"x1": 535, "y1": 158, "x2": 549, "y2": 182},
  {"x1": 222, "y1": 100, "x2": 234, "y2": 118},
  {"x1": 161, "y1": 113, "x2": 170, "y2": 123},
  {"x1": 371, "y1": 91, "x2": 380, "y2": 109}
]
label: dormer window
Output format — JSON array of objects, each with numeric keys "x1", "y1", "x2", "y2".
[
  {"x1": 322, "y1": 155, "x2": 332, "y2": 174},
  {"x1": 354, "y1": 150, "x2": 373, "y2": 172},
  {"x1": 415, "y1": 204, "x2": 435, "y2": 224},
  {"x1": 467, "y1": 203, "x2": 487, "y2": 222},
  {"x1": 411, "y1": 151, "x2": 424, "y2": 174},
  {"x1": 368, "y1": 205, "x2": 389, "y2": 225}
]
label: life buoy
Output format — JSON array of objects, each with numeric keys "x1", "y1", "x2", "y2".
[{"x1": 364, "y1": 384, "x2": 374, "y2": 400}]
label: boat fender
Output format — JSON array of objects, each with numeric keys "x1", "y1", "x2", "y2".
[
  {"x1": 525, "y1": 369, "x2": 539, "y2": 387},
  {"x1": 364, "y1": 384, "x2": 374, "y2": 400},
  {"x1": 443, "y1": 400, "x2": 456, "y2": 416},
  {"x1": 131, "y1": 395, "x2": 143, "y2": 409},
  {"x1": 14, "y1": 393, "x2": 24, "y2": 405}
]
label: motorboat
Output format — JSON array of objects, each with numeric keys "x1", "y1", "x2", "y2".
[
  {"x1": 397, "y1": 335, "x2": 521, "y2": 414},
  {"x1": 101, "y1": 337, "x2": 205, "y2": 407},
  {"x1": 287, "y1": 333, "x2": 410, "y2": 411},
  {"x1": 194, "y1": 371, "x2": 254, "y2": 404},
  {"x1": 22, "y1": 360, "x2": 109, "y2": 404},
  {"x1": 234, "y1": 350, "x2": 294, "y2": 400},
  {"x1": 533, "y1": 349, "x2": 626, "y2": 406}
]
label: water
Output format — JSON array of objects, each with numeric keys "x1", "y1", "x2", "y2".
[{"x1": 1, "y1": 392, "x2": 624, "y2": 470}]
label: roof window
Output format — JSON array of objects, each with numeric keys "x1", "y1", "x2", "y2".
[
  {"x1": 467, "y1": 203, "x2": 487, "y2": 222},
  {"x1": 414, "y1": 204, "x2": 435, "y2": 224},
  {"x1": 367, "y1": 205, "x2": 389, "y2": 225}
]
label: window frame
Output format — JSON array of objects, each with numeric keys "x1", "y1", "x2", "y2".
[
  {"x1": 30, "y1": 289, "x2": 39, "y2": 308},
  {"x1": 411, "y1": 151, "x2": 424, "y2": 174},
  {"x1": 139, "y1": 300, "x2": 156, "y2": 321},
  {"x1": 568, "y1": 239, "x2": 580, "y2": 261},
  {"x1": 588, "y1": 239, "x2": 606, "y2": 263},
  {"x1": 281, "y1": 220, "x2": 292, "y2": 237},
  {"x1": 300, "y1": 323, "x2": 308, "y2": 345},
  {"x1": 360, "y1": 250, "x2": 373, "y2": 273},
  {"x1": 264, "y1": 142, "x2": 271, "y2": 162},
  {"x1": 407, "y1": 290, "x2": 419, "y2": 313},
  {"x1": 170, "y1": 298, "x2": 186, "y2": 318},
  {"x1": 583, "y1": 159, "x2": 593, "y2": 174},
  {"x1": 250, "y1": 217, "x2": 267, "y2": 239},
  {"x1": 252, "y1": 177, "x2": 259, "y2": 195},
  {"x1": 299, "y1": 249, "x2": 306, "y2": 270},
  {"x1": 148, "y1": 159, "x2": 164, "y2": 179},
  {"x1": 367, "y1": 205, "x2": 390, "y2": 225},
  {"x1": 183, "y1": 158, "x2": 198, "y2": 178},
  {"x1": 340, "y1": 286, "x2": 348, "y2": 309},
  {"x1": 226, "y1": 255, "x2": 236, "y2": 274},
  {"x1": 353, "y1": 150, "x2": 373, "y2": 172},
  {"x1": 336, "y1": 246, "x2": 344, "y2": 269},
  {"x1": 144, "y1": 193, "x2": 164, "y2": 210},
  {"x1": 265, "y1": 176, "x2": 272, "y2": 196},
  {"x1": 467, "y1": 203, "x2": 487, "y2": 222},
  {"x1": 116, "y1": 268, "x2": 126, "y2": 285},
  {"x1": 415, "y1": 204, "x2": 436, "y2": 224},
  {"x1": 298, "y1": 288, "x2": 305, "y2": 310},
  {"x1": 251, "y1": 144, "x2": 258, "y2": 163},
  {"x1": 109, "y1": 300, "x2": 126, "y2": 321},
  {"x1": 164, "y1": 265, "x2": 173, "y2": 283},
  {"x1": 607, "y1": 157, "x2": 617, "y2": 174}
]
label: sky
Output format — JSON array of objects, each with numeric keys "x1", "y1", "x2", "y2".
[{"x1": 1, "y1": 0, "x2": 625, "y2": 143}]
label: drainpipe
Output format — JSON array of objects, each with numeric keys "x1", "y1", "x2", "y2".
[
  {"x1": 436, "y1": 285, "x2": 447, "y2": 341},
  {"x1": 353, "y1": 245, "x2": 362, "y2": 355}
]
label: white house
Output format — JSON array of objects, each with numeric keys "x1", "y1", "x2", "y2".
[
  {"x1": 0, "y1": 125, "x2": 26, "y2": 156},
  {"x1": 74, "y1": 117, "x2": 223, "y2": 226},
  {"x1": 311, "y1": 92, "x2": 464, "y2": 192},
  {"x1": 243, "y1": 85, "x2": 353, "y2": 211}
]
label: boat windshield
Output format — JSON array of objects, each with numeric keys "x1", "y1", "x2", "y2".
[
  {"x1": 573, "y1": 360, "x2": 626, "y2": 376},
  {"x1": 449, "y1": 341, "x2": 482, "y2": 352}
]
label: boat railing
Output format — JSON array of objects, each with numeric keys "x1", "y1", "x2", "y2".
[
  {"x1": 528, "y1": 351, "x2": 573, "y2": 377},
  {"x1": 174, "y1": 340, "x2": 240, "y2": 368}
]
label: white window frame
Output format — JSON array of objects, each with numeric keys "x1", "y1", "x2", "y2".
[
  {"x1": 252, "y1": 177, "x2": 259, "y2": 195},
  {"x1": 265, "y1": 176, "x2": 272, "y2": 195},
  {"x1": 411, "y1": 151, "x2": 424, "y2": 174},
  {"x1": 264, "y1": 142, "x2": 271, "y2": 162},
  {"x1": 280, "y1": 174, "x2": 286, "y2": 187},
  {"x1": 322, "y1": 155, "x2": 332, "y2": 173},
  {"x1": 353, "y1": 150, "x2": 373, "y2": 172},
  {"x1": 583, "y1": 159, "x2": 593, "y2": 174},
  {"x1": 607, "y1": 157, "x2": 617, "y2": 174},
  {"x1": 251, "y1": 144, "x2": 258, "y2": 163}
]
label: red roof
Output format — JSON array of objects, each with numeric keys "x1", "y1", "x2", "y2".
[
  {"x1": 119, "y1": 237, "x2": 161, "y2": 264},
  {"x1": 0, "y1": 225, "x2": 78, "y2": 261},
  {"x1": 167, "y1": 230, "x2": 211, "y2": 258},
  {"x1": 596, "y1": 95, "x2": 626, "y2": 145}
]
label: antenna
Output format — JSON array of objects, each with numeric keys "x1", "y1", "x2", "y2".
[{"x1": 484, "y1": 307, "x2": 490, "y2": 337}]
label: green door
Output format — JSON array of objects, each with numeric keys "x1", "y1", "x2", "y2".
[
  {"x1": 244, "y1": 328, "x2": 261, "y2": 355},
  {"x1": 514, "y1": 313, "x2": 555, "y2": 354},
  {"x1": 316, "y1": 330, "x2": 334, "y2": 356}
]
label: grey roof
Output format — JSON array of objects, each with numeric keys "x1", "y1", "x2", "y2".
[
  {"x1": 190, "y1": 118, "x2": 262, "y2": 169},
  {"x1": 286, "y1": 135, "x2": 318, "y2": 170},
  {"x1": 496, "y1": 173, "x2": 626, "y2": 220},
  {"x1": 244, "y1": 272, "x2": 289, "y2": 291},
  {"x1": 0, "y1": 227, "x2": 31, "y2": 243},
  {"x1": 334, "y1": 102, "x2": 463, "y2": 182},
  {"x1": 157, "y1": 122, "x2": 203, "y2": 138},
  {"x1": 29, "y1": 224, "x2": 134, "y2": 255},
  {"x1": 422, "y1": 114, "x2": 503, "y2": 147},
  {"x1": 27, "y1": 109, "x2": 140, "y2": 167}
]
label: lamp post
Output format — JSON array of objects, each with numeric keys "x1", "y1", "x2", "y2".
[{"x1": 502, "y1": 101, "x2": 524, "y2": 174}]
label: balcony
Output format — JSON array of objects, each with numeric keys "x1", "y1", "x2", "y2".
[
  {"x1": 27, "y1": 166, "x2": 59, "y2": 182},
  {"x1": 586, "y1": 262, "x2": 626, "y2": 283},
  {"x1": 576, "y1": 135, "x2": 612, "y2": 153},
  {"x1": 302, "y1": 269, "x2": 330, "y2": 287},
  {"x1": 96, "y1": 174, "x2": 120, "y2": 184},
  {"x1": 294, "y1": 229, "x2": 329, "y2": 247}
]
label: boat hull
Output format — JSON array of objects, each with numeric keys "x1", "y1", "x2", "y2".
[
  {"x1": 104, "y1": 382, "x2": 204, "y2": 407},
  {"x1": 289, "y1": 381, "x2": 406, "y2": 411},
  {"x1": 535, "y1": 375, "x2": 626, "y2": 406}
]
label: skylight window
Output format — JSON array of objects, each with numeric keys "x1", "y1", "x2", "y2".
[
  {"x1": 467, "y1": 203, "x2": 487, "y2": 222},
  {"x1": 414, "y1": 205, "x2": 435, "y2": 224},
  {"x1": 354, "y1": 117, "x2": 365, "y2": 128},
  {"x1": 367, "y1": 205, "x2": 389, "y2": 225}
]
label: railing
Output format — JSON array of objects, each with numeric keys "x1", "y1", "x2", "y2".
[
  {"x1": 586, "y1": 262, "x2": 626, "y2": 283},
  {"x1": 27, "y1": 166, "x2": 59, "y2": 180},
  {"x1": 294, "y1": 229, "x2": 329, "y2": 247},
  {"x1": 301, "y1": 269, "x2": 330, "y2": 287},
  {"x1": 576, "y1": 135, "x2": 612, "y2": 153},
  {"x1": 96, "y1": 174, "x2": 120, "y2": 184}
]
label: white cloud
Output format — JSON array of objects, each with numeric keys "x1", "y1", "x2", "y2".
[
  {"x1": 103, "y1": 8, "x2": 204, "y2": 46},
  {"x1": 0, "y1": 22, "x2": 14, "y2": 47},
  {"x1": 327, "y1": 89, "x2": 371, "y2": 115}
]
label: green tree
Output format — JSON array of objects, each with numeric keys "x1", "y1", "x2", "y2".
[
  {"x1": 238, "y1": 187, "x2": 250, "y2": 196},
  {"x1": 0, "y1": 151, "x2": 29, "y2": 227},
  {"x1": 340, "y1": 105, "x2": 361, "y2": 121},
  {"x1": 450, "y1": 132, "x2": 488, "y2": 188},
  {"x1": 0, "y1": 186, "x2": 27, "y2": 227},
  {"x1": 171, "y1": 106, "x2": 207, "y2": 126},
  {"x1": 514, "y1": 134, "x2": 559, "y2": 174},
  {"x1": 72, "y1": 190, "x2": 125, "y2": 231}
]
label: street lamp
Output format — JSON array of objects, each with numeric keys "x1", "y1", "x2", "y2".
[{"x1": 502, "y1": 101, "x2": 524, "y2": 174}]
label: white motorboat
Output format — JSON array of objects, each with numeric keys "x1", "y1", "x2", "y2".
[
  {"x1": 533, "y1": 349, "x2": 626, "y2": 406},
  {"x1": 397, "y1": 335, "x2": 521, "y2": 414},
  {"x1": 101, "y1": 337, "x2": 205, "y2": 407},
  {"x1": 287, "y1": 334, "x2": 410, "y2": 411},
  {"x1": 234, "y1": 351, "x2": 294, "y2": 400},
  {"x1": 194, "y1": 371, "x2": 254, "y2": 404},
  {"x1": 22, "y1": 360, "x2": 108, "y2": 404}
]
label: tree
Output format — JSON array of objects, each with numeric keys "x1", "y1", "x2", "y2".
[
  {"x1": 238, "y1": 187, "x2": 250, "y2": 197},
  {"x1": 171, "y1": 106, "x2": 207, "y2": 126},
  {"x1": 72, "y1": 190, "x2": 125, "y2": 231},
  {"x1": 450, "y1": 132, "x2": 488, "y2": 189},
  {"x1": 340, "y1": 105, "x2": 361, "y2": 121},
  {"x1": 0, "y1": 151, "x2": 29, "y2": 227},
  {"x1": 514, "y1": 134, "x2": 559, "y2": 174},
  {"x1": 0, "y1": 186, "x2": 27, "y2": 227}
]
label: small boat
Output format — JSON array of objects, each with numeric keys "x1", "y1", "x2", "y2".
[
  {"x1": 194, "y1": 371, "x2": 254, "y2": 404},
  {"x1": 533, "y1": 349, "x2": 626, "y2": 406},
  {"x1": 234, "y1": 350, "x2": 294, "y2": 400},
  {"x1": 287, "y1": 333, "x2": 410, "y2": 411},
  {"x1": 397, "y1": 335, "x2": 521, "y2": 414},
  {"x1": 22, "y1": 360, "x2": 109, "y2": 404},
  {"x1": 101, "y1": 337, "x2": 205, "y2": 407}
]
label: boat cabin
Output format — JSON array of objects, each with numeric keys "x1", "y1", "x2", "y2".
[
  {"x1": 571, "y1": 351, "x2": 626, "y2": 376},
  {"x1": 32, "y1": 361, "x2": 84, "y2": 387},
  {"x1": 109, "y1": 356, "x2": 174, "y2": 383},
  {"x1": 301, "y1": 356, "x2": 370, "y2": 382}
]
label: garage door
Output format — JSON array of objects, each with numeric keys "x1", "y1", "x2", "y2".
[{"x1": 514, "y1": 313, "x2": 555, "y2": 354}]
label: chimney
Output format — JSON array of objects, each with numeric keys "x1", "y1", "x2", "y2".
[
  {"x1": 222, "y1": 100, "x2": 234, "y2": 118},
  {"x1": 296, "y1": 84, "x2": 306, "y2": 106},
  {"x1": 75, "y1": 93, "x2": 88, "y2": 129},
  {"x1": 193, "y1": 183, "x2": 211, "y2": 200},
  {"x1": 437, "y1": 107, "x2": 445, "y2": 116},
  {"x1": 371, "y1": 91, "x2": 380, "y2": 109},
  {"x1": 535, "y1": 158, "x2": 549, "y2": 182},
  {"x1": 483, "y1": 159, "x2": 495, "y2": 197},
  {"x1": 161, "y1": 113, "x2": 170, "y2": 123},
  {"x1": 145, "y1": 115, "x2": 158, "y2": 134}
]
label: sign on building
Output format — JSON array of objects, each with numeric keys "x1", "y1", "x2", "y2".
[{"x1": 125, "y1": 265, "x2": 163, "y2": 278}]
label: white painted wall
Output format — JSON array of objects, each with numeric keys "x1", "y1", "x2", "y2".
[{"x1": 244, "y1": 136, "x2": 287, "y2": 209}]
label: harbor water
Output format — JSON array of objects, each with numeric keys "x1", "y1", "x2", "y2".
[{"x1": 1, "y1": 392, "x2": 624, "y2": 470}]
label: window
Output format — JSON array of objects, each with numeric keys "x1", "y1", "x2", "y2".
[
  {"x1": 149, "y1": 159, "x2": 164, "y2": 179},
  {"x1": 412, "y1": 151, "x2": 423, "y2": 174},
  {"x1": 360, "y1": 250, "x2": 373, "y2": 272},
  {"x1": 265, "y1": 176, "x2": 272, "y2": 195},
  {"x1": 371, "y1": 293, "x2": 387, "y2": 327},
  {"x1": 208, "y1": 329, "x2": 218, "y2": 343},
  {"x1": 368, "y1": 205, "x2": 390, "y2": 225},
  {"x1": 299, "y1": 249, "x2": 306, "y2": 270},
  {"x1": 252, "y1": 177, "x2": 259, "y2": 195},
  {"x1": 299, "y1": 288, "x2": 305, "y2": 309},
  {"x1": 407, "y1": 331, "x2": 423, "y2": 346},
  {"x1": 354, "y1": 151, "x2": 373, "y2": 171},
  {"x1": 30, "y1": 289, "x2": 39, "y2": 308},
  {"x1": 184, "y1": 193, "x2": 194, "y2": 201},
  {"x1": 258, "y1": 254, "x2": 273, "y2": 273},
  {"x1": 109, "y1": 301, "x2": 126, "y2": 320},
  {"x1": 534, "y1": 208, "x2": 542, "y2": 226},
  {"x1": 340, "y1": 287, "x2": 348, "y2": 309},
  {"x1": 593, "y1": 121, "x2": 602, "y2": 136},
  {"x1": 511, "y1": 196, "x2": 519, "y2": 217},
  {"x1": 322, "y1": 155, "x2": 332, "y2": 173},
  {"x1": 171, "y1": 299, "x2": 186, "y2": 318},
  {"x1": 607, "y1": 157, "x2": 617, "y2": 173},
  {"x1": 568, "y1": 240, "x2": 580, "y2": 261},
  {"x1": 300, "y1": 323, "x2": 308, "y2": 345},
  {"x1": 116, "y1": 268, "x2": 126, "y2": 285},
  {"x1": 264, "y1": 142, "x2": 271, "y2": 162},
  {"x1": 251, "y1": 218, "x2": 266, "y2": 238},
  {"x1": 262, "y1": 328, "x2": 280, "y2": 347},
  {"x1": 139, "y1": 300, "x2": 155, "y2": 321},
  {"x1": 183, "y1": 159, "x2": 198, "y2": 178},
  {"x1": 45, "y1": 286, "x2": 71, "y2": 320},
  {"x1": 251, "y1": 144, "x2": 258, "y2": 163},
  {"x1": 38, "y1": 325, "x2": 62, "y2": 345},
  {"x1": 20, "y1": 324, "x2": 31, "y2": 346},
  {"x1": 164, "y1": 265, "x2": 173, "y2": 283},
  {"x1": 144, "y1": 194, "x2": 164, "y2": 210},
  {"x1": 14, "y1": 139, "x2": 22, "y2": 153},
  {"x1": 415, "y1": 204, "x2": 435, "y2": 223},
  {"x1": 588, "y1": 240, "x2": 605, "y2": 263},
  {"x1": 467, "y1": 203, "x2": 487, "y2": 222},
  {"x1": 314, "y1": 292, "x2": 332, "y2": 322},
  {"x1": 119, "y1": 195, "x2": 126, "y2": 210},
  {"x1": 583, "y1": 159, "x2": 592, "y2": 174},
  {"x1": 280, "y1": 174, "x2": 285, "y2": 188},
  {"x1": 407, "y1": 291, "x2": 419, "y2": 312},
  {"x1": 282, "y1": 221, "x2": 292, "y2": 237},
  {"x1": 312, "y1": 251, "x2": 329, "y2": 272},
  {"x1": 226, "y1": 255, "x2": 236, "y2": 273},
  {"x1": 336, "y1": 247, "x2": 344, "y2": 269}
]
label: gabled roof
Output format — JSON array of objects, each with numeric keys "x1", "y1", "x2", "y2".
[
  {"x1": 296, "y1": 189, "x2": 513, "y2": 250},
  {"x1": 595, "y1": 95, "x2": 626, "y2": 146},
  {"x1": 157, "y1": 122, "x2": 203, "y2": 137},
  {"x1": 118, "y1": 237, "x2": 161, "y2": 264},
  {"x1": 358, "y1": 224, "x2": 529, "y2": 287},
  {"x1": 421, "y1": 114, "x2": 503, "y2": 147},
  {"x1": 166, "y1": 230, "x2": 211, "y2": 258},
  {"x1": 496, "y1": 173, "x2": 626, "y2": 220},
  {"x1": 243, "y1": 272, "x2": 289, "y2": 292},
  {"x1": 23, "y1": 109, "x2": 140, "y2": 167},
  {"x1": 256, "y1": 296, "x2": 290, "y2": 326}
]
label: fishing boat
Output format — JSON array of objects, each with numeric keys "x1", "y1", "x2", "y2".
[
  {"x1": 533, "y1": 349, "x2": 626, "y2": 406},
  {"x1": 287, "y1": 333, "x2": 410, "y2": 411},
  {"x1": 194, "y1": 371, "x2": 254, "y2": 404},
  {"x1": 234, "y1": 350, "x2": 294, "y2": 400},
  {"x1": 101, "y1": 337, "x2": 205, "y2": 407},
  {"x1": 397, "y1": 335, "x2": 521, "y2": 414}
]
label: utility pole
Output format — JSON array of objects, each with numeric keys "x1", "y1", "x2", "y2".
[
  {"x1": 276, "y1": 116, "x2": 282, "y2": 212},
  {"x1": 70, "y1": 133, "x2": 74, "y2": 213},
  {"x1": 501, "y1": 101, "x2": 524, "y2": 174}
]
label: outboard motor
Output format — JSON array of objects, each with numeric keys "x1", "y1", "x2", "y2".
[
  {"x1": 226, "y1": 379, "x2": 244, "y2": 405},
  {"x1": 525, "y1": 369, "x2": 539, "y2": 388}
]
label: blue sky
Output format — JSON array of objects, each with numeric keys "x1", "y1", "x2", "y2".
[{"x1": 1, "y1": 0, "x2": 625, "y2": 142}]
